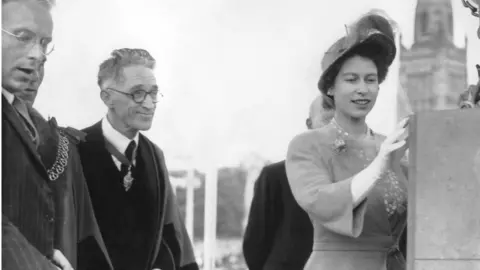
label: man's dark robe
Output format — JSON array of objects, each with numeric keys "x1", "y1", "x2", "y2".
[
  {"x1": 2, "y1": 216, "x2": 57, "y2": 270},
  {"x1": 243, "y1": 161, "x2": 313, "y2": 270},
  {"x1": 2, "y1": 96, "x2": 112, "y2": 269},
  {"x1": 78, "y1": 121, "x2": 198, "y2": 270}
]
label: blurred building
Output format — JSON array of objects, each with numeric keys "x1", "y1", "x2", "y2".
[{"x1": 399, "y1": 0, "x2": 468, "y2": 112}]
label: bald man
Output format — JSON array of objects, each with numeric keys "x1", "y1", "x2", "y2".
[
  {"x1": 306, "y1": 95, "x2": 335, "y2": 129},
  {"x1": 243, "y1": 95, "x2": 332, "y2": 270}
]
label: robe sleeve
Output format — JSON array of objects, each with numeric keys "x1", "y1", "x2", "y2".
[
  {"x1": 165, "y1": 180, "x2": 199, "y2": 270},
  {"x1": 71, "y1": 143, "x2": 114, "y2": 270},
  {"x1": 153, "y1": 147, "x2": 199, "y2": 270},
  {"x1": 242, "y1": 165, "x2": 283, "y2": 270},
  {"x1": 285, "y1": 132, "x2": 367, "y2": 238},
  {"x1": 2, "y1": 216, "x2": 58, "y2": 270}
]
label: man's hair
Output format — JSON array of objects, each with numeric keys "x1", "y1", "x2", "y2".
[
  {"x1": 308, "y1": 94, "x2": 334, "y2": 126},
  {"x1": 309, "y1": 95, "x2": 324, "y2": 119},
  {"x1": 97, "y1": 48, "x2": 156, "y2": 88},
  {"x1": 2, "y1": 0, "x2": 55, "y2": 9}
]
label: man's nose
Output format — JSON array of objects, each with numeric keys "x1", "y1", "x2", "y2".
[
  {"x1": 142, "y1": 94, "x2": 156, "y2": 109},
  {"x1": 27, "y1": 43, "x2": 46, "y2": 62}
]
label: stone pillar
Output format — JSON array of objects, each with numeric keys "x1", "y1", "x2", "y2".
[{"x1": 407, "y1": 109, "x2": 480, "y2": 269}]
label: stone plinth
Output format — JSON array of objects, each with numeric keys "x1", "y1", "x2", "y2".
[{"x1": 407, "y1": 109, "x2": 480, "y2": 269}]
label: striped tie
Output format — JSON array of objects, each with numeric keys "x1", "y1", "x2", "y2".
[
  {"x1": 122, "y1": 140, "x2": 137, "y2": 191},
  {"x1": 12, "y1": 98, "x2": 38, "y2": 146}
]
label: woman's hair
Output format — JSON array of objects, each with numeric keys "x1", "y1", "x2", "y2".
[
  {"x1": 97, "y1": 48, "x2": 156, "y2": 88},
  {"x1": 321, "y1": 43, "x2": 390, "y2": 110}
]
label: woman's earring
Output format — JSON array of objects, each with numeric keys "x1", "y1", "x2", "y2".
[{"x1": 327, "y1": 90, "x2": 333, "y2": 96}]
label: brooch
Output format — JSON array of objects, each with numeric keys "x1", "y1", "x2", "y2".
[{"x1": 333, "y1": 138, "x2": 347, "y2": 153}]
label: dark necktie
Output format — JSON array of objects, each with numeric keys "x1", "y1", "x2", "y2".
[
  {"x1": 121, "y1": 140, "x2": 137, "y2": 191},
  {"x1": 12, "y1": 98, "x2": 38, "y2": 146}
]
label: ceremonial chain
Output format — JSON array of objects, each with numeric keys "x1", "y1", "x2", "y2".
[{"x1": 47, "y1": 130, "x2": 70, "y2": 181}]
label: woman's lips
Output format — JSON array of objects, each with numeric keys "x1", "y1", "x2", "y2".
[{"x1": 351, "y1": 99, "x2": 370, "y2": 105}]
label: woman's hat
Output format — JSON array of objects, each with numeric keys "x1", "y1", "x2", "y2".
[{"x1": 318, "y1": 11, "x2": 397, "y2": 95}]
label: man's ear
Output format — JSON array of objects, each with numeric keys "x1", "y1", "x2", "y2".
[{"x1": 100, "y1": 90, "x2": 114, "y2": 108}]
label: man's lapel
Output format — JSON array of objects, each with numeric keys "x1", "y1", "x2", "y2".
[
  {"x1": 2, "y1": 96, "x2": 47, "y2": 176},
  {"x1": 29, "y1": 107, "x2": 59, "y2": 171},
  {"x1": 139, "y1": 135, "x2": 163, "y2": 222},
  {"x1": 82, "y1": 121, "x2": 125, "y2": 189}
]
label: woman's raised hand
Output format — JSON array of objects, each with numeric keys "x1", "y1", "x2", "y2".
[{"x1": 379, "y1": 117, "x2": 409, "y2": 162}]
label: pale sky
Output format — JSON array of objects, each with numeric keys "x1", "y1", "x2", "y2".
[{"x1": 36, "y1": 0, "x2": 479, "y2": 170}]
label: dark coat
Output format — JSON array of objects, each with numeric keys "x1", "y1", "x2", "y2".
[
  {"x1": 2, "y1": 216, "x2": 57, "y2": 270},
  {"x1": 243, "y1": 161, "x2": 313, "y2": 270},
  {"x1": 78, "y1": 121, "x2": 198, "y2": 270},
  {"x1": 2, "y1": 96, "x2": 112, "y2": 269}
]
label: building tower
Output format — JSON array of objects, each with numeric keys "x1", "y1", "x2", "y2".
[{"x1": 399, "y1": 0, "x2": 468, "y2": 113}]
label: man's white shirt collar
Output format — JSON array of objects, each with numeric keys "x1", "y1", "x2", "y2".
[
  {"x1": 2, "y1": 88, "x2": 15, "y2": 105},
  {"x1": 101, "y1": 117, "x2": 139, "y2": 155}
]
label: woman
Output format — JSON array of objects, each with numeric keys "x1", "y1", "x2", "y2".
[{"x1": 286, "y1": 12, "x2": 409, "y2": 270}]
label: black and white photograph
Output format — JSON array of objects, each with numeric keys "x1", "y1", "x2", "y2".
[{"x1": 2, "y1": 0, "x2": 479, "y2": 269}]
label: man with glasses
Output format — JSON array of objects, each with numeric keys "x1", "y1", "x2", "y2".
[
  {"x1": 77, "y1": 48, "x2": 198, "y2": 270},
  {"x1": 2, "y1": 0, "x2": 111, "y2": 270},
  {"x1": 459, "y1": 0, "x2": 480, "y2": 108}
]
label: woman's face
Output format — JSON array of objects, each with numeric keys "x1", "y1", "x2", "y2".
[{"x1": 331, "y1": 55, "x2": 380, "y2": 120}]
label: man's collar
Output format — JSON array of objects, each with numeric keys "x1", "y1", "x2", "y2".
[
  {"x1": 101, "y1": 117, "x2": 139, "y2": 154},
  {"x1": 2, "y1": 88, "x2": 15, "y2": 105}
]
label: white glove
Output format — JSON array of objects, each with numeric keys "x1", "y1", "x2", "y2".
[{"x1": 52, "y1": 249, "x2": 74, "y2": 270}]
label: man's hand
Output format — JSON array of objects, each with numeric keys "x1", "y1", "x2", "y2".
[{"x1": 52, "y1": 249, "x2": 74, "y2": 270}]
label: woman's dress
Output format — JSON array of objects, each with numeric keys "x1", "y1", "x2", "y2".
[{"x1": 286, "y1": 122, "x2": 408, "y2": 270}]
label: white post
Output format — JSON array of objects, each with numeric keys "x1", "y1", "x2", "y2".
[
  {"x1": 185, "y1": 169, "x2": 195, "y2": 242},
  {"x1": 203, "y1": 166, "x2": 218, "y2": 270}
]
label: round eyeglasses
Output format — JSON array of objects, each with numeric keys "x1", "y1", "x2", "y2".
[
  {"x1": 2, "y1": 28, "x2": 55, "y2": 56},
  {"x1": 107, "y1": 88, "x2": 163, "y2": 104}
]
